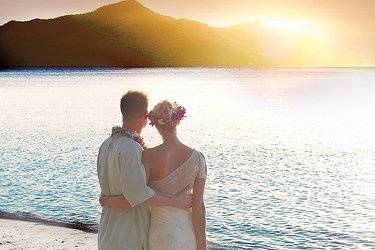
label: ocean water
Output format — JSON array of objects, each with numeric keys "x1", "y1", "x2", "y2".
[{"x1": 0, "y1": 68, "x2": 375, "y2": 249}]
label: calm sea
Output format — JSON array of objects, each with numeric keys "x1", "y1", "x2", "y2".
[{"x1": 1, "y1": 68, "x2": 375, "y2": 249}]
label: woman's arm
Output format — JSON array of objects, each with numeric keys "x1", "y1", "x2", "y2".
[
  {"x1": 192, "y1": 178, "x2": 207, "y2": 250},
  {"x1": 99, "y1": 192, "x2": 192, "y2": 209}
]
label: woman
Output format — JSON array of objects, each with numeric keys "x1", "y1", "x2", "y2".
[{"x1": 99, "y1": 100, "x2": 207, "y2": 250}]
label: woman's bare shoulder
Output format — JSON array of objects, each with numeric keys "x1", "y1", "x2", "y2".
[
  {"x1": 180, "y1": 143, "x2": 194, "y2": 154},
  {"x1": 142, "y1": 145, "x2": 163, "y2": 161}
]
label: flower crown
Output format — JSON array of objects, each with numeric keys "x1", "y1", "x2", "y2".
[{"x1": 148, "y1": 102, "x2": 186, "y2": 128}]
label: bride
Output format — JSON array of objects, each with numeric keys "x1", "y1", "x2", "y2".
[{"x1": 100, "y1": 100, "x2": 207, "y2": 250}]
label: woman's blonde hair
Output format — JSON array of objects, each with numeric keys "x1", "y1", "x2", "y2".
[{"x1": 148, "y1": 100, "x2": 186, "y2": 130}]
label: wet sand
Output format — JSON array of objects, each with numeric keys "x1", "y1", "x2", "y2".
[{"x1": 0, "y1": 218, "x2": 97, "y2": 249}]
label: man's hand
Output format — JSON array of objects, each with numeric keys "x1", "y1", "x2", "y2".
[
  {"x1": 99, "y1": 195, "x2": 108, "y2": 207},
  {"x1": 173, "y1": 193, "x2": 193, "y2": 209},
  {"x1": 172, "y1": 190, "x2": 193, "y2": 209}
]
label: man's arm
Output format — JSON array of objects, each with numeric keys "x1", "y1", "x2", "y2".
[
  {"x1": 114, "y1": 142, "x2": 191, "y2": 209},
  {"x1": 99, "y1": 191, "x2": 192, "y2": 209}
]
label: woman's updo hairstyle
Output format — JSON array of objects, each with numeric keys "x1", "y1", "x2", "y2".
[{"x1": 148, "y1": 100, "x2": 186, "y2": 130}]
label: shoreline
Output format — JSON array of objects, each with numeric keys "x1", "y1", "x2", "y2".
[
  {"x1": 1, "y1": 211, "x2": 221, "y2": 249},
  {"x1": 0, "y1": 217, "x2": 97, "y2": 249},
  {"x1": 0, "y1": 210, "x2": 97, "y2": 233}
]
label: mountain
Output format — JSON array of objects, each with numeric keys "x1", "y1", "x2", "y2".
[{"x1": 0, "y1": 0, "x2": 349, "y2": 67}]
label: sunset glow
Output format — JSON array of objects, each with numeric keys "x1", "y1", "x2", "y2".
[
  {"x1": 260, "y1": 18, "x2": 314, "y2": 34},
  {"x1": 0, "y1": 0, "x2": 374, "y2": 66}
]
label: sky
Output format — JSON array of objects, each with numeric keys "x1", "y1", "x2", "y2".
[
  {"x1": 1, "y1": 0, "x2": 374, "y2": 64},
  {"x1": 0, "y1": 0, "x2": 374, "y2": 27}
]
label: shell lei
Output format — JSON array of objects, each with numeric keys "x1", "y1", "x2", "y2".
[{"x1": 111, "y1": 126, "x2": 147, "y2": 150}]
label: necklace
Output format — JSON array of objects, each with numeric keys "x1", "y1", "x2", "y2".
[{"x1": 111, "y1": 126, "x2": 147, "y2": 149}]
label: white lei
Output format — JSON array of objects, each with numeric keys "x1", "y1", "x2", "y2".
[{"x1": 111, "y1": 126, "x2": 147, "y2": 149}]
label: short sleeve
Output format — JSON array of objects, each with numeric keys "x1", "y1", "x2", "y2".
[
  {"x1": 97, "y1": 138, "x2": 111, "y2": 189},
  {"x1": 118, "y1": 144, "x2": 155, "y2": 207},
  {"x1": 197, "y1": 151, "x2": 207, "y2": 179}
]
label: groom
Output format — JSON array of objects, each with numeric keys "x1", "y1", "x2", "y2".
[{"x1": 97, "y1": 90, "x2": 192, "y2": 250}]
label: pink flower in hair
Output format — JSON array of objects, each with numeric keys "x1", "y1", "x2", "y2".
[{"x1": 148, "y1": 101, "x2": 186, "y2": 127}]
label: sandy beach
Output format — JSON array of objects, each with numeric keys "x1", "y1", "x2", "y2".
[{"x1": 0, "y1": 218, "x2": 97, "y2": 249}]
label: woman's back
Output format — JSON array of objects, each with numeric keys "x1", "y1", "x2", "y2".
[
  {"x1": 143, "y1": 144, "x2": 206, "y2": 195},
  {"x1": 144, "y1": 100, "x2": 207, "y2": 250},
  {"x1": 144, "y1": 144, "x2": 206, "y2": 250}
]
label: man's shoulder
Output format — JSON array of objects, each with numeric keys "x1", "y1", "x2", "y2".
[
  {"x1": 117, "y1": 137, "x2": 143, "y2": 155},
  {"x1": 99, "y1": 136, "x2": 142, "y2": 154},
  {"x1": 99, "y1": 136, "x2": 112, "y2": 151}
]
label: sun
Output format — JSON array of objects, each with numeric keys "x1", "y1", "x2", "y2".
[
  {"x1": 260, "y1": 18, "x2": 313, "y2": 34},
  {"x1": 254, "y1": 16, "x2": 337, "y2": 64}
]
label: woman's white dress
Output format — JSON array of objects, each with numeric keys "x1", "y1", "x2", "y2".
[{"x1": 148, "y1": 150, "x2": 207, "y2": 250}]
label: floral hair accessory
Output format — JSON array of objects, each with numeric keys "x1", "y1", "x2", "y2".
[{"x1": 148, "y1": 102, "x2": 186, "y2": 128}]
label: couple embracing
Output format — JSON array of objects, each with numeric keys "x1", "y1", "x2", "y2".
[{"x1": 97, "y1": 91, "x2": 207, "y2": 250}]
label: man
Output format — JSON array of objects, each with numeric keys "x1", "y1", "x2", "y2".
[{"x1": 97, "y1": 90, "x2": 191, "y2": 250}]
